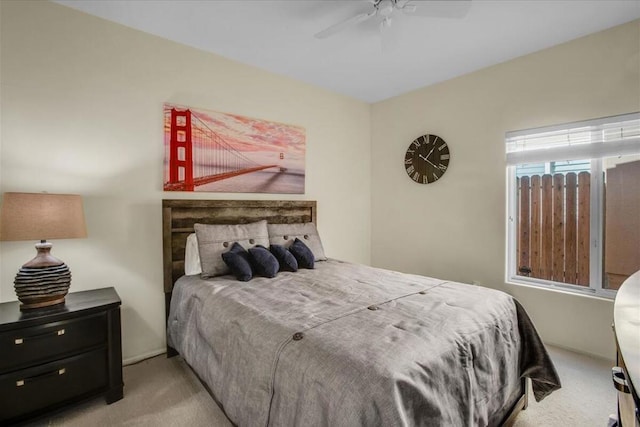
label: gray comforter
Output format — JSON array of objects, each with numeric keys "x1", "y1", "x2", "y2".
[{"x1": 167, "y1": 259, "x2": 560, "y2": 427}]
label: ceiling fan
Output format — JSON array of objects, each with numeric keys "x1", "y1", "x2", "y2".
[{"x1": 314, "y1": 0, "x2": 471, "y2": 39}]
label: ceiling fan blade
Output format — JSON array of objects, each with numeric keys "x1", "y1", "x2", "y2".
[
  {"x1": 402, "y1": 0, "x2": 472, "y2": 19},
  {"x1": 379, "y1": 17, "x2": 400, "y2": 53},
  {"x1": 314, "y1": 9, "x2": 377, "y2": 39}
]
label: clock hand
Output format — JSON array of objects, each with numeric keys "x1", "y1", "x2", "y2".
[
  {"x1": 425, "y1": 146, "x2": 436, "y2": 160},
  {"x1": 419, "y1": 154, "x2": 440, "y2": 169},
  {"x1": 425, "y1": 158, "x2": 439, "y2": 169}
]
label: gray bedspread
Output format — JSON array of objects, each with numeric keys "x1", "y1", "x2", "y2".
[{"x1": 167, "y1": 259, "x2": 560, "y2": 427}]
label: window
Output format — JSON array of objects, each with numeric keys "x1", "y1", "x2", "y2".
[{"x1": 506, "y1": 113, "x2": 640, "y2": 298}]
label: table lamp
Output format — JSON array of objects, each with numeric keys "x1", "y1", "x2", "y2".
[{"x1": 0, "y1": 192, "x2": 87, "y2": 310}]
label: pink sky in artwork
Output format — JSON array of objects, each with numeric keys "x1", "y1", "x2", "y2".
[{"x1": 163, "y1": 104, "x2": 305, "y2": 157}]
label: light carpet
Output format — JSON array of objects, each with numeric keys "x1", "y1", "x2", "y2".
[{"x1": 26, "y1": 345, "x2": 616, "y2": 426}]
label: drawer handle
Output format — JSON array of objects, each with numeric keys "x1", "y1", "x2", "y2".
[
  {"x1": 13, "y1": 329, "x2": 65, "y2": 345},
  {"x1": 612, "y1": 367, "x2": 630, "y2": 394},
  {"x1": 16, "y1": 368, "x2": 66, "y2": 387}
]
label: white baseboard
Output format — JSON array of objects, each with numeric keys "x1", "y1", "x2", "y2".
[{"x1": 123, "y1": 348, "x2": 166, "y2": 366}]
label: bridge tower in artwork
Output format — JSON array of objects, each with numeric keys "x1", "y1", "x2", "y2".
[
  {"x1": 165, "y1": 106, "x2": 281, "y2": 191},
  {"x1": 169, "y1": 108, "x2": 194, "y2": 191}
]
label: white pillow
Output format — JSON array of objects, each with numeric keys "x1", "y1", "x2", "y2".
[{"x1": 184, "y1": 233, "x2": 202, "y2": 276}]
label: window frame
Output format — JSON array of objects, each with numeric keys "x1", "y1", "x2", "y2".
[{"x1": 505, "y1": 113, "x2": 640, "y2": 299}]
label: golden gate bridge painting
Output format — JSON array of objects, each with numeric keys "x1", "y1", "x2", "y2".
[{"x1": 163, "y1": 103, "x2": 305, "y2": 193}]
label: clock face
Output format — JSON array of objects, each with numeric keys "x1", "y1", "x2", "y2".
[{"x1": 404, "y1": 134, "x2": 450, "y2": 184}]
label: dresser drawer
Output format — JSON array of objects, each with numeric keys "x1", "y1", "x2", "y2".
[
  {"x1": 0, "y1": 312, "x2": 107, "y2": 372},
  {"x1": 0, "y1": 348, "x2": 108, "y2": 422}
]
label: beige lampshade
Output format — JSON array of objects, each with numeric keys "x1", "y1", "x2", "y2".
[{"x1": 0, "y1": 192, "x2": 87, "y2": 241}]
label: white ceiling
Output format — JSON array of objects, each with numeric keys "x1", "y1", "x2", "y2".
[{"x1": 54, "y1": 0, "x2": 640, "y2": 103}]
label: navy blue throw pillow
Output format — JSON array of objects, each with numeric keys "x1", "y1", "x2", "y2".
[
  {"x1": 221, "y1": 242, "x2": 253, "y2": 281},
  {"x1": 289, "y1": 238, "x2": 314, "y2": 269},
  {"x1": 248, "y1": 245, "x2": 279, "y2": 278},
  {"x1": 270, "y1": 244, "x2": 298, "y2": 272}
]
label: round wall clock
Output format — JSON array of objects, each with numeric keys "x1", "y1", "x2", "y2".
[{"x1": 404, "y1": 134, "x2": 450, "y2": 184}]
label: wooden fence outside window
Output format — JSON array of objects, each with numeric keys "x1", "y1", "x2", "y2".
[{"x1": 516, "y1": 172, "x2": 591, "y2": 286}]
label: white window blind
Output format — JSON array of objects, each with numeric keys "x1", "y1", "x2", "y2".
[{"x1": 506, "y1": 112, "x2": 640, "y2": 165}]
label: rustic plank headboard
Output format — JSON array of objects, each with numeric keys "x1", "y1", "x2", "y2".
[{"x1": 162, "y1": 199, "x2": 317, "y2": 295}]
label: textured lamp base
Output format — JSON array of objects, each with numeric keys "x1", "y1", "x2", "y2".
[
  {"x1": 14, "y1": 264, "x2": 71, "y2": 310},
  {"x1": 13, "y1": 241, "x2": 72, "y2": 311}
]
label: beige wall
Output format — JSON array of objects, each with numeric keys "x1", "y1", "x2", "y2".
[
  {"x1": 371, "y1": 20, "x2": 640, "y2": 360},
  {"x1": 0, "y1": 1, "x2": 371, "y2": 363}
]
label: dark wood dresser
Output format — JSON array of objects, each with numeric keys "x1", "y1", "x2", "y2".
[
  {"x1": 0, "y1": 287, "x2": 123, "y2": 425},
  {"x1": 613, "y1": 271, "x2": 640, "y2": 427}
]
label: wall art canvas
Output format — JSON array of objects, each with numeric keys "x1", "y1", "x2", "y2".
[{"x1": 163, "y1": 103, "x2": 306, "y2": 193}]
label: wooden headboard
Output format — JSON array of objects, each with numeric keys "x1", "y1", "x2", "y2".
[{"x1": 162, "y1": 199, "x2": 317, "y2": 294}]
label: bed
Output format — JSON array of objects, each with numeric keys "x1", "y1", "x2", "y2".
[{"x1": 163, "y1": 199, "x2": 560, "y2": 427}]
